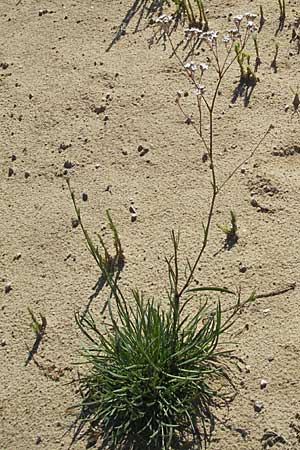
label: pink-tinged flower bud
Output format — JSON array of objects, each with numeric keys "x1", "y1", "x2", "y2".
[
  {"x1": 233, "y1": 15, "x2": 244, "y2": 27},
  {"x1": 184, "y1": 61, "x2": 197, "y2": 72},
  {"x1": 195, "y1": 84, "x2": 205, "y2": 96},
  {"x1": 245, "y1": 12, "x2": 257, "y2": 20},
  {"x1": 199, "y1": 62, "x2": 208, "y2": 72}
]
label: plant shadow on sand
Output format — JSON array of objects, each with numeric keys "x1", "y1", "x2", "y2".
[
  {"x1": 231, "y1": 78, "x2": 257, "y2": 107},
  {"x1": 106, "y1": 0, "x2": 166, "y2": 52},
  {"x1": 68, "y1": 404, "x2": 217, "y2": 450},
  {"x1": 106, "y1": 1, "x2": 208, "y2": 60}
]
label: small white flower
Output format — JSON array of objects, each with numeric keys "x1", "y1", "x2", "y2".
[
  {"x1": 228, "y1": 28, "x2": 241, "y2": 38},
  {"x1": 156, "y1": 14, "x2": 173, "y2": 23},
  {"x1": 201, "y1": 30, "x2": 219, "y2": 45},
  {"x1": 184, "y1": 61, "x2": 197, "y2": 72},
  {"x1": 245, "y1": 12, "x2": 257, "y2": 20},
  {"x1": 233, "y1": 15, "x2": 244, "y2": 25},
  {"x1": 199, "y1": 62, "x2": 208, "y2": 72},
  {"x1": 185, "y1": 27, "x2": 202, "y2": 34},
  {"x1": 155, "y1": 14, "x2": 164, "y2": 23},
  {"x1": 223, "y1": 34, "x2": 231, "y2": 44},
  {"x1": 207, "y1": 30, "x2": 218, "y2": 40},
  {"x1": 195, "y1": 84, "x2": 205, "y2": 96},
  {"x1": 247, "y1": 20, "x2": 258, "y2": 31}
]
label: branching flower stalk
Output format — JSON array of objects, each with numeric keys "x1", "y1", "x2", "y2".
[{"x1": 166, "y1": 14, "x2": 270, "y2": 329}]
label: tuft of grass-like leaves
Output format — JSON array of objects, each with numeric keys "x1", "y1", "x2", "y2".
[
  {"x1": 73, "y1": 284, "x2": 238, "y2": 449},
  {"x1": 28, "y1": 307, "x2": 47, "y2": 337},
  {"x1": 217, "y1": 210, "x2": 239, "y2": 250},
  {"x1": 68, "y1": 186, "x2": 247, "y2": 449}
]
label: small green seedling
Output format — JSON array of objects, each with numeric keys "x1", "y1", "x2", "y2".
[
  {"x1": 28, "y1": 308, "x2": 47, "y2": 337},
  {"x1": 67, "y1": 179, "x2": 125, "y2": 278},
  {"x1": 278, "y1": 0, "x2": 286, "y2": 22},
  {"x1": 271, "y1": 42, "x2": 279, "y2": 72},
  {"x1": 235, "y1": 42, "x2": 257, "y2": 84},
  {"x1": 171, "y1": 0, "x2": 208, "y2": 29},
  {"x1": 217, "y1": 210, "x2": 239, "y2": 249},
  {"x1": 252, "y1": 32, "x2": 261, "y2": 69}
]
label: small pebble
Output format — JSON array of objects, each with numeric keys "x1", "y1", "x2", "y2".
[
  {"x1": 254, "y1": 400, "x2": 264, "y2": 412},
  {"x1": 240, "y1": 168, "x2": 246, "y2": 174},
  {"x1": 13, "y1": 253, "x2": 22, "y2": 261},
  {"x1": 1, "y1": 340, "x2": 6, "y2": 347},
  {"x1": 94, "y1": 105, "x2": 106, "y2": 114},
  {"x1": 59, "y1": 142, "x2": 71, "y2": 151},
  {"x1": 129, "y1": 206, "x2": 137, "y2": 222},
  {"x1": 64, "y1": 160, "x2": 73, "y2": 169},
  {"x1": 71, "y1": 218, "x2": 79, "y2": 228},
  {"x1": 24, "y1": 171, "x2": 30, "y2": 179},
  {"x1": 82, "y1": 192, "x2": 88, "y2": 201},
  {"x1": 250, "y1": 198, "x2": 258, "y2": 207},
  {"x1": 284, "y1": 104, "x2": 290, "y2": 112},
  {"x1": 11, "y1": 154, "x2": 17, "y2": 161},
  {"x1": 0, "y1": 62, "x2": 9, "y2": 69},
  {"x1": 137, "y1": 145, "x2": 143, "y2": 152},
  {"x1": 8, "y1": 167, "x2": 15, "y2": 177},
  {"x1": 260, "y1": 379, "x2": 268, "y2": 389},
  {"x1": 239, "y1": 264, "x2": 247, "y2": 273},
  {"x1": 202, "y1": 153, "x2": 208, "y2": 163},
  {"x1": 4, "y1": 283, "x2": 12, "y2": 294},
  {"x1": 35, "y1": 436, "x2": 42, "y2": 445},
  {"x1": 139, "y1": 148, "x2": 149, "y2": 157}
]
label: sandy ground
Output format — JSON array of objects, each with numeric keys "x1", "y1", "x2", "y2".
[{"x1": 1, "y1": 0, "x2": 300, "y2": 449}]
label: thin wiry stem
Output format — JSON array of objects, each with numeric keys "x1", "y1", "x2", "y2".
[{"x1": 166, "y1": 30, "x2": 272, "y2": 299}]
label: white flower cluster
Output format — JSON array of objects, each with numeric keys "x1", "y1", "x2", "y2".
[
  {"x1": 155, "y1": 14, "x2": 173, "y2": 24},
  {"x1": 184, "y1": 61, "x2": 197, "y2": 72},
  {"x1": 223, "y1": 12, "x2": 257, "y2": 42},
  {"x1": 184, "y1": 27, "x2": 202, "y2": 36},
  {"x1": 232, "y1": 12, "x2": 258, "y2": 31},
  {"x1": 183, "y1": 60, "x2": 208, "y2": 96},
  {"x1": 185, "y1": 28, "x2": 219, "y2": 45},
  {"x1": 195, "y1": 84, "x2": 206, "y2": 96},
  {"x1": 184, "y1": 61, "x2": 208, "y2": 73},
  {"x1": 154, "y1": 14, "x2": 174, "y2": 33}
]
